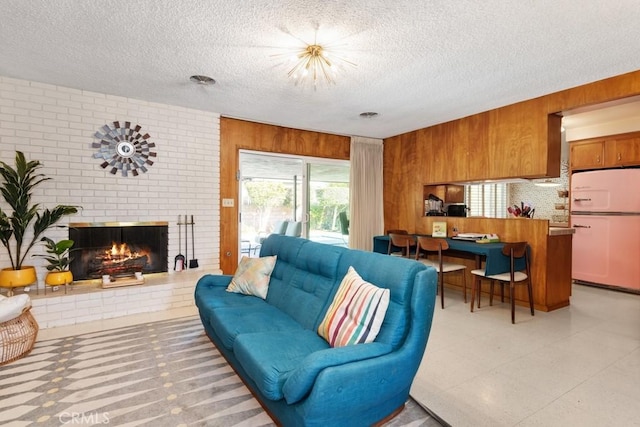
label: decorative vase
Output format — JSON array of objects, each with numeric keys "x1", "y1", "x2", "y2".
[
  {"x1": 45, "y1": 271, "x2": 73, "y2": 286},
  {"x1": 0, "y1": 266, "x2": 38, "y2": 295}
]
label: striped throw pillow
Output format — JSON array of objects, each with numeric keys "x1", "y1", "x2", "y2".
[{"x1": 318, "y1": 266, "x2": 390, "y2": 347}]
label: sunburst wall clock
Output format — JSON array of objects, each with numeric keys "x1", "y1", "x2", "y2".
[{"x1": 92, "y1": 121, "x2": 157, "y2": 177}]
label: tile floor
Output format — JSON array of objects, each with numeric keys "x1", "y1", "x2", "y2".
[{"x1": 410, "y1": 283, "x2": 640, "y2": 426}]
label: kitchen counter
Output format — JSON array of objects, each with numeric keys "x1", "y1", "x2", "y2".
[
  {"x1": 403, "y1": 216, "x2": 572, "y2": 311},
  {"x1": 549, "y1": 226, "x2": 575, "y2": 236}
]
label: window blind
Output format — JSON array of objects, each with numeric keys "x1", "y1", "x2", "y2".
[{"x1": 465, "y1": 183, "x2": 507, "y2": 218}]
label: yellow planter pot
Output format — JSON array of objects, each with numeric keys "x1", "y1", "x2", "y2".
[
  {"x1": 0, "y1": 266, "x2": 37, "y2": 288},
  {"x1": 44, "y1": 271, "x2": 73, "y2": 286}
]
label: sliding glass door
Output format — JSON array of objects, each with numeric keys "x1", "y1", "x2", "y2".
[
  {"x1": 239, "y1": 151, "x2": 349, "y2": 257},
  {"x1": 307, "y1": 161, "x2": 350, "y2": 246}
]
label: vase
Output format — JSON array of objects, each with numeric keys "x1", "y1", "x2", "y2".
[
  {"x1": 45, "y1": 270, "x2": 73, "y2": 286},
  {"x1": 0, "y1": 266, "x2": 38, "y2": 296}
]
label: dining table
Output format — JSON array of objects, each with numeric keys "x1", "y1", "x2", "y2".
[{"x1": 373, "y1": 235, "x2": 526, "y2": 275}]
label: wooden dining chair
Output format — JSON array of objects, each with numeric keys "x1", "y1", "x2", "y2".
[
  {"x1": 387, "y1": 232, "x2": 416, "y2": 258},
  {"x1": 415, "y1": 236, "x2": 467, "y2": 309},
  {"x1": 470, "y1": 241, "x2": 534, "y2": 324}
]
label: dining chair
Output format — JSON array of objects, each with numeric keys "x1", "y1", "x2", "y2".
[
  {"x1": 386, "y1": 229, "x2": 408, "y2": 235},
  {"x1": 415, "y1": 236, "x2": 467, "y2": 309},
  {"x1": 470, "y1": 241, "x2": 534, "y2": 324},
  {"x1": 387, "y1": 232, "x2": 416, "y2": 258}
]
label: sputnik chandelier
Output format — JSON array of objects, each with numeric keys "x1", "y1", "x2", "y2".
[{"x1": 283, "y1": 34, "x2": 356, "y2": 86}]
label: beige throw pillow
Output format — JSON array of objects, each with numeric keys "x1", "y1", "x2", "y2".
[{"x1": 226, "y1": 255, "x2": 277, "y2": 299}]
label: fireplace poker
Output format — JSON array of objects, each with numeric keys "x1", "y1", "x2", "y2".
[
  {"x1": 184, "y1": 213, "x2": 189, "y2": 269},
  {"x1": 174, "y1": 215, "x2": 185, "y2": 271},
  {"x1": 189, "y1": 215, "x2": 199, "y2": 268}
]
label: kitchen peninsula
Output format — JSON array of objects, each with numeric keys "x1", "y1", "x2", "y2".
[{"x1": 382, "y1": 217, "x2": 572, "y2": 312}]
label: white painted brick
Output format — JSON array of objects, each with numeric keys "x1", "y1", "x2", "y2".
[
  {"x1": 35, "y1": 311, "x2": 63, "y2": 323},
  {"x1": 75, "y1": 314, "x2": 104, "y2": 323},
  {"x1": 48, "y1": 317, "x2": 77, "y2": 327},
  {"x1": 62, "y1": 308, "x2": 90, "y2": 319},
  {"x1": 47, "y1": 301, "x2": 77, "y2": 313},
  {"x1": 3, "y1": 76, "x2": 220, "y2": 328}
]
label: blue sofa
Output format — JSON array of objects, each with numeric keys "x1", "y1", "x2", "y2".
[{"x1": 194, "y1": 235, "x2": 437, "y2": 426}]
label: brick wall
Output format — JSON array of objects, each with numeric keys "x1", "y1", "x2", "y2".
[
  {"x1": 30, "y1": 270, "x2": 203, "y2": 328},
  {"x1": 0, "y1": 76, "x2": 221, "y2": 285}
]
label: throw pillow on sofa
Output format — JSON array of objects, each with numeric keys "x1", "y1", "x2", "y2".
[
  {"x1": 226, "y1": 255, "x2": 277, "y2": 299},
  {"x1": 318, "y1": 266, "x2": 390, "y2": 347}
]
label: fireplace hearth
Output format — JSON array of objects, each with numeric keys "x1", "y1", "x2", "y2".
[{"x1": 69, "y1": 222, "x2": 168, "y2": 281}]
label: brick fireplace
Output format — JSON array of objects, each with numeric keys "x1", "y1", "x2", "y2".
[{"x1": 69, "y1": 222, "x2": 169, "y2": 281}]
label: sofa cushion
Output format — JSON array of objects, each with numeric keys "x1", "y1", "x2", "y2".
[
  {"x1": 261, "y1": 235, "x2": 343, "y2": 330},
  {"x1": 227, "y1": 255, "x2": 277, "y2": 299},
  {"x1": 318, "y1": 266, "x2": 390, "y2": 347},
  {"x1": 208, "y1": 304, "x2": 303, "y2": 350},
  {"x1": 233, "y1": 330, "x2": 329, "y2": 401}
]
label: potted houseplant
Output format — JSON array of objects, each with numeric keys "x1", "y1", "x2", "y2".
[
  {"x1": 36, "y1": 237, "x2": 76, "y2": 287},
  {"x1": 0, "y1": 151, "x2": 79, "y2": 293}
]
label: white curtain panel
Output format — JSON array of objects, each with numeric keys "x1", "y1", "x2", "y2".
[{"x1": 349, "y1": 136, "x2": 384, "y2": 251}]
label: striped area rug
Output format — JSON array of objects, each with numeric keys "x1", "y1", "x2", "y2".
[{"x1": 0, "y1": 316, "x2": 441, "y2": 426}]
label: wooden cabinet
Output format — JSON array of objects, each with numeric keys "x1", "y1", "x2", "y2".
[
  {"x1": 570, "y1": 140, "x2": 604, "y2": 170},
  {"x1": 605, "y1": 135, "x2": 640, "y2": 167},
  {"x1": 570, "y1": 131, "x2": 640, "y2": 171},
  {"x1": 423, "y1": 184, "x2": 464, "y2": 204}
]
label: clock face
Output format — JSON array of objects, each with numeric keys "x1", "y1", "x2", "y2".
[{"x1": 92, "y1": 121, "x2": 157, "y2": 177}]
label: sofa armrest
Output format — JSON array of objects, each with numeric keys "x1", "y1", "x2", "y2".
[
  {"x1": 195, "y1": 274, "x2": 233, "y2": 289},
  {"x1": 282, "y1": 342, "x2": 392, "y2": 404}
]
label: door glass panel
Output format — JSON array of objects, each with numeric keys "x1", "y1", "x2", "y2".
[
  {"x1": 307, "y1": 161, "x2": 350, "y2": 246},
  {"x1": 239, "y1": 152, "x2": 302, "y2": 257},
  {"x1": 239, "y1": 151, "x2": 350, "y2": 258}
]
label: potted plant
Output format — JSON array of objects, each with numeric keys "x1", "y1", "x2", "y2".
[
  {"x1": 0, "y1": 151, "x2": 79, "y2": 293},
  {"x1": 36, "y1": 237, "x2": 76, "y2": 286}
]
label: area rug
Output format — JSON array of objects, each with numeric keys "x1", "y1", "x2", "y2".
[{"x1": 0, "y1": 316, "x2": 441, "y2": 426}]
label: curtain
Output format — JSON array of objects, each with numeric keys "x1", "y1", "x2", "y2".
[{"x1": 349, "y1": 136, "x2": 384, "y2": 251}]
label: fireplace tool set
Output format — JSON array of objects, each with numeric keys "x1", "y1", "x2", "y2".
[{"x1": 175, "y1": 215, "x2": 198, "y2": 271}]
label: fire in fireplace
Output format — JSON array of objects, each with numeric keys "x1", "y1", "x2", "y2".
[{"x1": 69, "y1": 222, "x2": 168, "y2": 281}]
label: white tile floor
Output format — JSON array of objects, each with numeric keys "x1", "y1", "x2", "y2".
[{"x1": 410, "y1": 283, "x2": 640, "y2": 427}]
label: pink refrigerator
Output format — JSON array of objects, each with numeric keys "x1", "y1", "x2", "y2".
[{"x1": 571, "y1": 169, "x2": 640, "y2": 292}]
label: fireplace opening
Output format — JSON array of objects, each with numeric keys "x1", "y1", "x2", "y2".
[{"x1": 69, "y1": 222, "x2": 168, "y2": 281}]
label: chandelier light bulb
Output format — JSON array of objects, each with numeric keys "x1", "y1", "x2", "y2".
[{"x1": 285, "y1": 41, "x2": 356, "y2": 87}]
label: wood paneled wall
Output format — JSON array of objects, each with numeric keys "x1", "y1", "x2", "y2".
[
  {"x1": 219, "y1": 118, "x2": 350, "y2": 273},
  {"x1": 383, "y1": 70, "x2": 640, "y2": 233},
  {"x1": 218, "y1": 71, "x2": 640, "y2": 276}
]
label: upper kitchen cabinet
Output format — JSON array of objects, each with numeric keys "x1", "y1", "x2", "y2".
[
  {"x1": 606, "y1": 132, "x2": 640, "y2": 167},
  {"x1": 570, "y1": 131, "x2": 640, "y2": 171},
  {"x1": 487, "y1": 99, "x2": 561, "y2": 180},
  {"x1": 570, "y1": 139, "x2": 605, "y2": 170}
]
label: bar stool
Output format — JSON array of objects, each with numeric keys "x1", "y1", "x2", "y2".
[{"x1": 415, "y1": 236, "x2": 467, "y2": 309}]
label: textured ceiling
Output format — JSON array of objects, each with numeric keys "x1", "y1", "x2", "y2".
[{"x1": 1, "y1": 1, "x2": 640, "y2": 139}]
